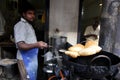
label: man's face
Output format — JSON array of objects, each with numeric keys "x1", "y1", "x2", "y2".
[{"x1": 23, "y1": 10, "x2": 35, "y2": 22}]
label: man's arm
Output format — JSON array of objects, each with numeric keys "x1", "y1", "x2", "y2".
[
  {"x1": 84, "y1": 34, "x2": 98, "y2": 39},
  {"x1": 17, "y1": 41, "x2": 47, "y2": 50}
]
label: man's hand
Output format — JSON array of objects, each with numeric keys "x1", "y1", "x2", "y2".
[
  {"x1": 37, "y1": 41, "x2": 48, "y2": 49},
  {"x1": 17, "y1": 41, "x2": 48, "y2": 50}
]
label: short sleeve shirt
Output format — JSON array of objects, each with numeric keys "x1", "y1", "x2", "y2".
[
  {"x1": 14, "y1": 18, "x2": 37, "y2": 60},
  {"x1": 84, "y1": 25, "x2": 100, "y2": 36},
  {"x1": 84, "y1": 25, "x2": 100, "y2": 41}
]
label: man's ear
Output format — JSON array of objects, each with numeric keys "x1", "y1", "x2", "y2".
[{"x1": 22, "y1": 13, "x2": 25, "y2": 17}]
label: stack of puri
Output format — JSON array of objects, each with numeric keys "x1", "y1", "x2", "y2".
[{"x1": 65, "y1": 40, "x2": 102, "y2": 58}]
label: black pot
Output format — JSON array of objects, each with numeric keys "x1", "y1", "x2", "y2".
[{"x1": 63, "y1": 51, "x2": 120, "y2": 79}]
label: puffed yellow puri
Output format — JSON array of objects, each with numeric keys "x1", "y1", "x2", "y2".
[{"x1": 64, "y1": 40, "x2": 102, "y2": 58}]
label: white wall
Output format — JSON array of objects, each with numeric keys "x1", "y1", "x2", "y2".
[{"x1": 49, "y1": 0, "x2": 79, "y2": 45}]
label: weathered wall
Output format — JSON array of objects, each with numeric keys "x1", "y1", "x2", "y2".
[
  {"x1": 49, "y1": 0, "x2": 79, "y2": 45},
  {"x1": 100, "y1": 0, "x2": 120, "y2": 56}
]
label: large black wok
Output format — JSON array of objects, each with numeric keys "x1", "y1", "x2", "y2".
[{"x1": 62, "y1": 51, "x2": 120, "y2": 79}]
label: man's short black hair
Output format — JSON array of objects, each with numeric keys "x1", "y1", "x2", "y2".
[{"x1": 19, "y1": 2, "x2": 35, "y2": 14}]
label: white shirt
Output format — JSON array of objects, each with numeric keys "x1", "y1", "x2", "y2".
[
  {"x1": 84, "y1": 25, "x2": 100, "y2": 43},
  {"x1": 14, "y1": 18, "x2": 37, "y2": 60}
]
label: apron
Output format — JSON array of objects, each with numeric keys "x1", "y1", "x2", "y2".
[{"x1": 20, "y1": 48, "x2": 39, "y2": 80}]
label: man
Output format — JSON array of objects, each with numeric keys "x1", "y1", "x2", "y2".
[
  {"x1": 84, "y1": 20, "x2": 100, "y2": 45},
  {"x1": 14, "y1": 4, "x2": 47, "y2": 80}
]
